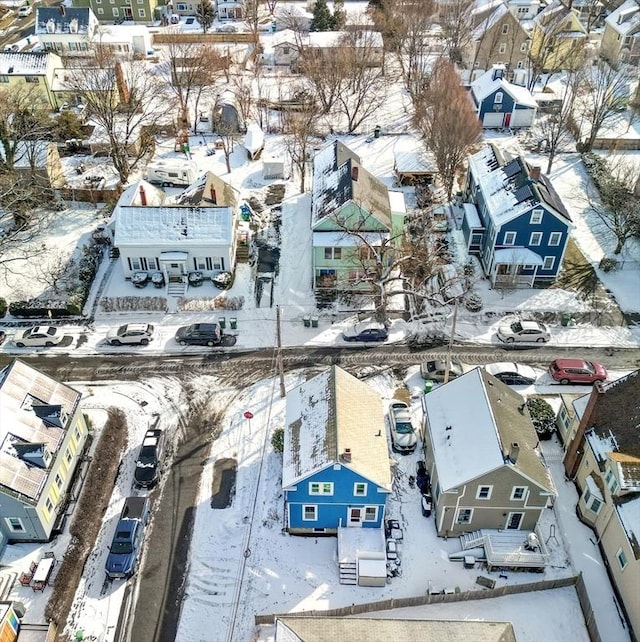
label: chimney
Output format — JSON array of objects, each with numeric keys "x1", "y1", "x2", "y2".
[
  {"x1": 351, "y1": 166, "x2": 359, "y2": 181},
  {"x1": 139, "y1": 184, "x2": 147, "y2": 206},
  {"x1": 210, "y1": 185, "x2": 217, "y2": 203},
  {"x1": 60, "y1": 4, "x2": 65, "y2": 15},
  {"x1": 509, "y1": 442, "x2": 520, "y2": 464},
  {"x1": 564, "y1": 382, "x2": 606, "y2": 478},
  {"x1": 342, "y1": 448, "x2": 352, "y2": 463},
  {"x1": 529, "y1": 166, "x2": 541, "y2": 182}
]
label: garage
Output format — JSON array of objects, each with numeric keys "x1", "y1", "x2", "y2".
[
  {"x1": 510, "y1": 108, "x2": 535, "y2": 128},
  {"x1": 483, "y1": 112, "x2": 505, "y2": 128}
]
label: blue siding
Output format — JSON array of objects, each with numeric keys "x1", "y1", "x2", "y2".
[
  {"x1": 286, "y1": 465, "x2": 387, "y2": 531},
  {"x1": 478, "y1": 89, "x2": 515, "y2": 121}
]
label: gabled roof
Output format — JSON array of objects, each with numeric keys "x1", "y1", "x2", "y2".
[
  {"x1": 535, "y1": 0, "x2": 588, "y2": 34},
  {"x1": 472, "y1": 0, "x2": 511, "y2": 40},
  {"x1": 114, "y1": 206, "x2": 233, "y2": 247},
  {"x1": 471, "y1": 67, "x2": 538, "y2": 108},
  {"x1": 468, "y1": 144, "x2": 571, "y2": 226},
  {"x1": 282, "y1": 366, "x2": 391, "y2": 491},
  {"x1": 117, "y1": 180, "x2": 166, "y2": 208},
  {"x1": 0, "y1": 52, "x2": 55, "y2": 76},
  {"x1": 35, "y1": 7, "x2": 93, "y2": 35},
  {"x1": 311, "y1": 140, "x2": 392, "y2": 229},
  {"x1": 422, "y1": 367, "x2": 555, "y2": 493},
  {"x1": 172, "y1": 171, "x2": 239, "y2": 210},
  {"x1": 605, "y1": 0, "x2": 640, "y2": 36},
  {"x1": 0, "y1": 360, "x2": 81, "y2": 503}
]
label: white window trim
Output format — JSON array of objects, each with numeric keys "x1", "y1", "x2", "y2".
[
  {"x1": 530, "y1": 231, "x2": 543, "y2": 246},
  {"x1": 302, "y1": 505, "x2": 317, "y2": 521},
  {"x1": 498, "y1": 43, "x2": 507, "y2": 54},
  {"x1": 353, "y1": 482, "x2": 367, "y2": 497},
  {"x1": 542, "y1": 256, "x2": 555, "y2": 270},
  {"x1": 504, "y1": 231, "x2": 516, "y2": 245},
  {"x1": 363, "y1": 506, "x2": 378, "y2": 522},
  {"x1": 510, "y1": 486, "x2": 527, "y2": 501},
  {"x1": 495, "y1": 91, "x2": 504, "y2": 104},
  {"x1": 616, "y1": 548, "x2": 628, "y2": 569},
  {"x1": 456, "y1": 507, "x2": 474, "y2": 524},
  {"x1": 549, "y1": 232, "x2": 562, "y2": 246},
  {"x1": 505, "y1": 511, "x2": 525, "y2": 530},
  {"x1": 476, "y1": 485, "x2": 493, "y2": 500},
  {"x1": 309, "y1": 482, "x2": 334, "y2": 496},
  {"x1": 5, "y1": 517, "x2": 26, "y2": 532},
  {"x1": 530, "y1": 209, "x2": 543, "y2": 224}
]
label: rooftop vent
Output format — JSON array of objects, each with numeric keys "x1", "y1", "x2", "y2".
[
  {"x1": 46, "y1": 18, "x2": 56, "y2": 33},
  {"x1": 69, "y1": 18, "x2": 78, "y2": 33},
  {"x1": 341, "y1": 448, "x2": 352, "y2": 463}
]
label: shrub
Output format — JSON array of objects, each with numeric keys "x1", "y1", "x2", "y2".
[
  {"x1": 212, "y1": 271, "x2": 233, "y2": 289},
  {"x1": 464, "y1": 292, "x2": 483, "y2": 312},
  {"x1": 8, "y1": 301, "x2": 79, "y2": 318},
  {"x1": 599, "y1": 257, "x2": 619, "y2": 273},
  {"x1": 99, "y1": 296, "x2": 168, "y2": 312},
  {"x1": 271, "y1": 427, "x2": 284, "y2": 453},
  {"x1": 0, "y1": 297, "x2": 6, "y2": 318},
  {"x1": 176, "y1": 295, "x2": 245, "y2": 312},
  {"x1": 527, "y1": 398, "x2": 555, "y2": 436}
]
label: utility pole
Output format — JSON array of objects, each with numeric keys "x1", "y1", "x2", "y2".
[
  {"x1": 443, "y1": 297, "x2": 459, "y2": 385},
  {"x1": 276, "y1": 305, "x2": 286, "y2": 397}
]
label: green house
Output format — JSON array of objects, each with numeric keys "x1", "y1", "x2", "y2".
[
  {"x1": 71, "y1": 0, "x2": 166, "y2": 23},
  {"x1": 311, "y1": 141, "x2": 406, "y2": 292}
]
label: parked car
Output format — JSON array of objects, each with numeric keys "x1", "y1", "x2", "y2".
[
  {"x1": 0, "y1": 329, "x2": 6, "y2": 346},
  {"x1": 549, "y1": 358, "x2": 607, "y2": 385},
  {"x1": 388, "y1": 401, "x2": 417, "y2": 454},
  {"x1": 175, "y1": 323, "x2": 222, "y2": 346},
  {"x1": 420, "y1": 359, "x2": 466, "y2": 382},
  {"x1": 342, "y1": 321, "x2": 388, "y2": 343},
  {"x1": 18, "y1": 5, "x2": 32, "y2": 17},
  {"x1": 3, "y1": 44, "x2": 19, "y2": 52},
  {"x1": 484, "y1": 362, "x2": 538, "y2": 386},
  {"x1": 13, "y1": 325, "x2": 64, "y2": 348},
  {"x1": 106, "y1": 323, "x2": 154, "y2": 346},
  {"x1": 134, "y1": 428, "x2": 165, "y2": 487},
  {"x1": 497, "y1": 319, "x2": 550, "y2": 344},
  {"x1": 105, "y1": 497, "x2": 150, "y2": 579}
]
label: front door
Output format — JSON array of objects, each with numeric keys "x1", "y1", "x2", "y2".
[
  {"x1": 165, "y1": 262, "x2": 184, "y2": 278},
  {"x1": 348, "y1": 507, "x2": 363, "y2": 526},
  {"x1": 124, "y1": 6, "x2": 133, "y2": 18},
  {"x1": 506, "y1": 512, "x2": 524, "y2": 530}
]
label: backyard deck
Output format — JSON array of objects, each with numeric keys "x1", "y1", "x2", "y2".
[{"x1": 459, "y1": 529, "x2": 549, "y2": 571}]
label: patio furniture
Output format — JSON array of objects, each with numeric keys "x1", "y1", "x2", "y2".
[
  {"x1": 31, "y1": 556, "x2": 55, "y2": 590},
  {"x1": 19, "y1": 572, "x2": 32, "y2": 586},
  {"x1": 44, "y1": 551, "x2": 56, "y2": 560},
  {"x1": 132, "y1": 272, "x2": 149, "y2": 288},
  {"x1": 31, "y1": 581, "x2": 45, "y2": 592},
  {"x1": 30, "y1": 561, "x2": 38, "y2": 573},
  {"x1": 151, "y1": 271, "x2": 165, "y2": 288}
]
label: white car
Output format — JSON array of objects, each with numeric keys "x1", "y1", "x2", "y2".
[
  {"x1": 497, "y1": 319, "x2": 550, "y2": 343},
  {"x1": 18, "y1": 5, "x2": 33, "y2": 17},
  {"x1": 13, "y1": 325, "x2": 64, "y2": 348},
  {"x1": 106, "y1": 323, "x2": 154, "y2": 346},
  {"x1": 388, "y1": 401, "x2": 418, "y2": 454},
  {"x1": 484, "y1": 362, "x2": 538, "y2": 386}
]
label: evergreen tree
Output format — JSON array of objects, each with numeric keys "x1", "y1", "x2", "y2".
[
  {"x1": 310, "y1": 0, "x2": 335, "y2": 31},
  {"x1": 333, "y1": 0, "x2": 346, "y2": 29},
  {"x1": 195, "y1": 0, "x2": 215, "y2": 34}
]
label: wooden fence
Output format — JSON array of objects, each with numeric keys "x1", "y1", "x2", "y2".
[
  {"x1": 59, "y1": 187, "x2": 120, "y2": 204},
  {"x1": 152, "y1": 32, "x2": 254, "y2": 45}
]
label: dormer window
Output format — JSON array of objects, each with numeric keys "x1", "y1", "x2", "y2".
[{"x1": 495, "y1": 91, "x2": 504, "y2": 104}]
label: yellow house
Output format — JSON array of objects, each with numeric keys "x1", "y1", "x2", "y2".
[
  {"x1": 564, "y1": 371, "x2": 640, "y2": 642},
  {"x1": 0, "y1": 51, "x2": 63, "y2": 109},
  {"x1": 0, "y1": 360, "x2": 88, "y2": 543},
  {"x1": 530, "y1": 1, "x2": 587, "y2": 72}
]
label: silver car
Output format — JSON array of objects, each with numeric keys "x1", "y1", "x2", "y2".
[
  {"x1": 106, "y1": 323, "x2": 154, "y2": 346},
  {"x1": 13, "y1": 325, "x2": 63, "y2": 348},
  {"x1": 389, "y1": 401, "x2": 418, "y2": 454},
  {"x1": 497, "y1": 319, "x2": 550, "y2": 343}
]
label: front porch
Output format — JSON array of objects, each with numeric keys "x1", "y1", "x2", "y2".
[
  {"x1": 337, "y1": 527, "x2": 386, "y2": 586},
  {"x1": 490, "y1": 248, "x2": 544, "y2": 288}
]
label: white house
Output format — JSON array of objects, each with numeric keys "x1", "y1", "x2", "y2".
[{"x1": 113, "y1": 205, "x2": 236, "y2": 293}]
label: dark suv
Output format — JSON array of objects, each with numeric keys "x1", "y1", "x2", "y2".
[
  {"x1": 175, "y1": 323, "x2": 222, "y2": 346},
  {"x1": 134, "y1": 428, "x2": 165, "y2": 487}
]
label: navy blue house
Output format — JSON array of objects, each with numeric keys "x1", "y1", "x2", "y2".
[
  {"x1": 462, "y1": 144, "x2": 572, "y2": 287},
  {"x1": 283, "y1": 366, "x2": 391, "y2": 535},
  {"x1": 470, "y1": 66, "x2": 538, "y2": 129}
]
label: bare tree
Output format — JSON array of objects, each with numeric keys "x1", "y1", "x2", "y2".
[
  {"x1": 298, "y1": 46, "x2": 346, "y2": 114},
  {"x1": 439, "y1": 0, "x2": 475, "y2": 64},
  {"x1": 413, "y1": 59, "x2": 482, "y2": 200},
  {"x1": 65, "y1": 56, "x2": 175, "y2": 185},
  {"x1": 578, "y1": 60, "x2": 633, "y2": 152}
]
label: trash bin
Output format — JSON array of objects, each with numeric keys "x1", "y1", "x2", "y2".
[
  {"x1": 303, "y1": 316, "x2": 311, "y2": 327},
  {"x1": 218, "y1": 317, "x2": 226, "y2": 330},
  {"x1": 230, "y1": 318, "x2": 237, "y2": 330},
  {"x1": 560, "y1": 313, "x2": 571, "y2": 327},
  {"x1": 311, "y1": 316, "x2": 318, "y2": 328},
  {"x1": 374, "y1": 125, "x2": 381, "y2": 139},
  {"x1": 424, "y1": 380, "x2": 434, "y2": 394}
]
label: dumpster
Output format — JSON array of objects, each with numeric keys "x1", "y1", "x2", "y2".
[
  {"x1": 230, "y1": 318, "x2": 237, "y2": 330},
  {"x1": 218, "y1": 317, "x2": 226, "y2": 330}
]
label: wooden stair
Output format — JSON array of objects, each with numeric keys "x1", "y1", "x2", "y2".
[
  {"x1": 236, "y1": 241, "x2": 249, "y2": 263},
  {"x1": 460, "y1": 530, "x2": 487, "y2": 550}
]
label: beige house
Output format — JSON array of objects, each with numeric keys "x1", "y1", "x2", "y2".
[
  {"x1": 462, "y1": 1, "x2": 531, "y2": 74},
  {"x1": 0, "y1": 51, "x2": 63, "y2": 109},
  {"x1": 0, "y1": 360, "x2": 88, "y2": 543},
  {"x1": 564, "y1": 371, "x2": 640, "y2": 641},
  {"x1": 421, "y1": 367, "x2": 556, "y2": 537},
  {"x1": 601, "y1": 0, "x2": 640, "y2": 67}
]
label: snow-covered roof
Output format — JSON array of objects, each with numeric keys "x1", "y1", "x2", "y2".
[
  {"x1": 0, "y1": 360, "x2": 81, "y2": 503},
  {"x1": 0, "y1": 141, "x2": 53, "y2": 168},
  {"x1": 616, "y1": 495, "x2": 640, "y2": 553},
  {"x1": 422, "y1": 368, "x2": 555, "y2": 493},
  {"x1": 464, "y1": 202, "x2": 482, "y2": 228},
  {"x1": 388, "y1": 191, "x2": 406, "y2": 215},
  {"x1": 0, "y1": 51, "x2": 53, "y2": 75},
  {"x1": 494, "y1": 247, "x2": 544, "y2": 265},
  {"x1": 467, "y1": 144, "x2": 570, "y2": 227},
  {"x1": 394, "y1": 149, "x2": 436, "y2": 174},
  {"x1": 114, "y1": 206, "x2": 233, "y2": 247},
  {"x1": 282, "y1": 366, "x2": 391, "y2": 491},
  {"x1": 605, "y1": 0, "x2": 640, "y2": 36},
  {"x1": 471, "y1": 67, "x2": 538, "y2": 108},
  {"x1": 116, "y1": 180, "x2": 166, "y2": 208},
  {"x1": 244, "y1": 123, "x2": 265, "y2": 156},
  {"x1": 472, "y1": 1, "x2": 510, "y2": 40},
  {"x1": 35, "y1": 7, "x2": 93, "y2": 35},
  {"x1": 172, "y1": 171, "x2": 239, "y2": 209},
  {"x1": 307, "y1": 30, "x2": 383, "y2": 49}
]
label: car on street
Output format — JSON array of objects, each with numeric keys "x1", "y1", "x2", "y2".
[
  {"x1": 484, "y1": 362, "x2": 538, "y2": 386},
  {"x1": 105, "y1": 497, "x2": 150, "y2": 579},
  {"x1": 18, "y1": 5, "x2": 33, "y2": 17},
  {"x1": 13, "y1": 325, "x2": 64, "y2": 348},
  {"x1": 420, "y1": 359, "x2": 467, "y2": 382},
  {"x1": 134, "y1": 428, "x2": 165, "y2": 487},
  {"x1": 548, "y1": 358, "x2": 607, "y2": 385},
  {"x1": 388, "y1": 401, "x2": 418, "y2": 454},
  {"x1": 175, "y1": 323, "x2": 222, "y2": 346},
  {"x1": 342, "y1": 321, "x2": 388, "y2": 343},
  {"x1": 106, "y1": 323, "x2": 154, "y2": 346},
  {"x1": 497, "y1": 319, "x2": 550, "y2": 344},
  {"x1": 0, "y1": 329, "x2": 5, "y2": 346}
]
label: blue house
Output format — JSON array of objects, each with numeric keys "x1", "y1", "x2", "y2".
[
  {"x1": 283, "y1": 366, "x2": 391, "y2": 535},
  {"x1": 470, "y1": 65, "x2": 537, "y2": 129},
  {"x1": 462, "y1": 144, "x2": 572, "y2": 287}
]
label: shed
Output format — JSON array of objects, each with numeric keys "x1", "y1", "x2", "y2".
[
  {"x1": 263, "y1": 154, "x2": 285, "y2": 179},
  {"x1": 357, "y1": 556, "x2": 387, "y2": 587},
  {"x1": 243, "y1": 123, "x2": 264, "y2": 160}
]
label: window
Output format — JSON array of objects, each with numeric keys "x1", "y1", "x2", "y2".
[
  {"x1": 583, "y1": 487, "x2": 602, "y2": 514},
  {"x1": 55, "y1": 473, "x2": 63, "y2": 489},
  {"x1": 495, "y1": 91, "x2": 504, "y2": 104},
  {"x1": 45, "y1": 498, "x2": 54, "y2": 514},
  {"x1": 65, "y1": 449, "x2": 73, "y2": 464},
  {"x1": 530, "y1": 231, "x2": 543, "y2": 246},
  {"x1": 324, "y1": 247, "x2": 341, "y2": 260},
  {"x1": 517, "y1": 6, "x2": 527, "y2": 14},
  {"x1": 0, "y1": 75, "x2": 9, "y2": 83},
  {"x1": 456, "y1": 508, "x2": 473, "y2": 524},
  {"x1": 549, "y1": 232, "x2": 562, "y2": 246},
  {"x1": 354, "y1": 482, "x2": 367, "y2": 496},
  {"x1": 25, "y1": 76, "x2": 40, "y2": 83},
  {"x1": 113, "y1": 7, "x2": 119, "y2": 15},
  {"x1": 520, "y1": 42, "x2": 528, "y2": 52},
  {"x1": 517, "y1": 60, "x2": 524, "y2": 69},
  {"x1": 542, "y1": 256, "x2": 555, "y2": 271},
  {"x1": 502, "y1": 24, "x2": 509, "y2": 34},
  {"x1": 302, "y1": 505, "x2": 317, "y2": 521},
  {"x1": 309, "y1": 482, "x2": 333, "y2": 495},
  {"x1": 530, "y1": 209, "x2": 543, "y2": 224},
  {"x1": 212, "y1": 257, "x2": 224, "y2": 271},
  {"x1": 504, "y1": 231, "x2": 516, "y2": 245},
  {"x1": 97, "y1": 7, "x2": 104, "y2": 14},
  {"x1": 476, "y1": 485, "x2": 493, "y2": 499},
  {"x1": 177, "y1": 2, "x2": 187, "y2": 8},
  {"x1": 616, "y1": 548, "x2": 628, "y2": 570},
  {"x1": 138, "y1": 8, "x2": 146, "y2": 16},
  {"x1": 499, "y1": 43, "x2": 506, "y2": 54},
  {"x1": 282, "y1": 46, "x2": 290, "y2": 55},
  {"x1": 471, "y1": 232, "x2": 483, "y2": 246},
  {"x1": 6, "y1": 518, "x2": 25, "y2": 532},
  {"x1": 511, "y1": 486, "x2": 527, "y2": 500},
  {"x1": 364, "y1": 506, "x2": 378, "y2": 521}
]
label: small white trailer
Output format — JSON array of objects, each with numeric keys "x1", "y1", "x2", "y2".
[{"x1": 144, "y1": 160, "x2": 198, "y2": 187}]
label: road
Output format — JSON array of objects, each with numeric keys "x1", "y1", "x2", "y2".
[{"x1": 3, "y1": 345, "x2": 639, "y2": 642}]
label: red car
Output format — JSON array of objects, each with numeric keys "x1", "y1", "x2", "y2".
[{"x1": 549, "y1": 359, "x2": 607, "y2": 385}]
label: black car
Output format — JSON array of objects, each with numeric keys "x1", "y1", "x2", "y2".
[
  {"x1": 342, "y1": 321, "x2": 388, "y2": 343},
  {"x1": 134, "y1": 428, "x2": 165, "y2": 487},
  {"x1": 175, "y1": 323, "x2": 222, "y2": 346}
]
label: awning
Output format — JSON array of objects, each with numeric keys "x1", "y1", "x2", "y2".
[
  {"x1": 159, "y1": 251, "x2": 189, "y2": 261},
  {"x1": 313, "y1": 232, "x2": 390, "y2": 247},
  {"x1": 494, "y1": 247, "x2": 543, "y2": 266}
]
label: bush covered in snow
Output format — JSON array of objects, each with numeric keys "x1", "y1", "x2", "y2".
[
  {"x1": 527, "y1": 397, "x2": 556, "y2": 439},
  {"x1": 99, "y1": 296, "x2": 168, "y2": 312},
  {"x1": 177, "y1": 295, "x2": 245, "y2": 312},
  {"x1": 271, "y1": 427, "x2": 284, "y2": 453},
  {"x1": 406, "y1": 327, "x2": 448, "y2": 349},
  {"x1": 0, "y1": 297, "x2": 7, "y2": 317},
  {"x1": 464, "y1": 292, "x2": 484, "y2": 312},
  {"x1": 211, "y1": 271, "x2": 233, "y2": 290}
]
